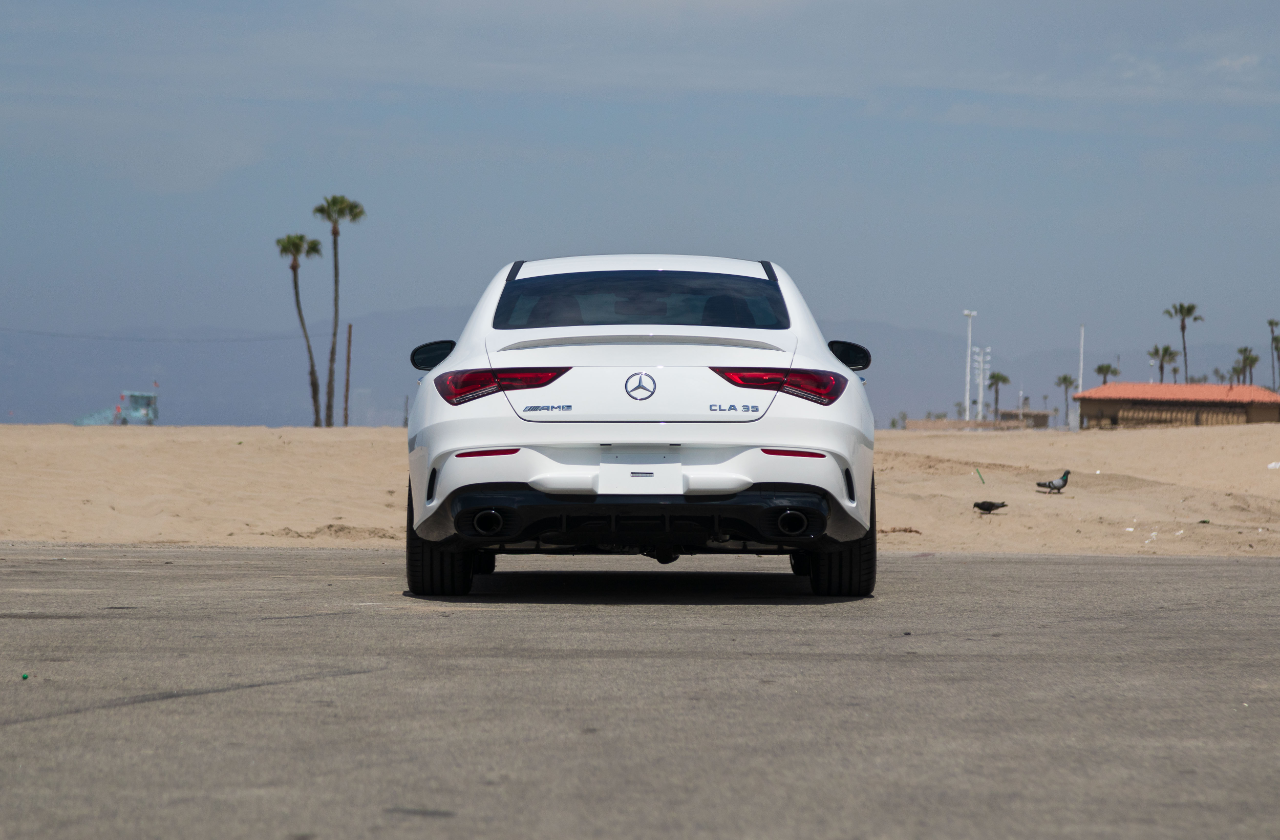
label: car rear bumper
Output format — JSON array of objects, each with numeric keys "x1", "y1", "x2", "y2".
[{"x1": 437, "y1": 482, "x2": 864, "y2": 552}]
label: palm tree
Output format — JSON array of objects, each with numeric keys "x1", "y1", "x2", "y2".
[
  {"x1": 1094, "y1": 363, "x2": 1119, "y2": 384},
  {"x1": 276, "y1": 234, "x2": 324, "y2": 427},
  {"x1": 313, "y1": 196, "x2": 366, "y2": 426},
  {"x1": 1213, "y1": 367, "x2": 1228, "y2": 384},
  {"x1": 1163, "y1": 302, "x2": 1203, "y2": 380},
  {"x1": 1171, "y1": 365, "x2": 1180, "y2": 384},
  {"x1": 1054, "y1": 373, "x2": 1077, "y2": 424},
  {"x1": 987, "y1": 371, "x2": 1010, "y2": 418},
  {"x1": 1269, "y1": 320, "x2": 1279, "y2": 389},
  {"x1": 1269, "y1": 330, "x2": 1280, "y2": 389},
  {"x1": 1238, "y1": 347, "x2": 1259, "y2": 385},
  {"x1": 1146, "y1": 345, "x2": 1178, "y2": 383}
]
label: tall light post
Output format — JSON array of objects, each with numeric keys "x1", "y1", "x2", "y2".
[
  {"x1": 963, "y1": 311, "x2": 977, "y2": 421},
  {"x1": 973, "y1": 346, "x2": 991, "y2": 420},
  {"x1": 1072, "y1": 324, "x2": 1084, "y2": 431}
]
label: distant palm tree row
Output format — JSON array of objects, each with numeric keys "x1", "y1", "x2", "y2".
[
  {"x1": 954, "y1": 301, "x2": 1277, "y2": 431},
  {"x1": 276, "y1": 196, "x2": 365, "y2": 427},
  {"x1": 1217, "y1": 347, "x2": 1261, "y2": 385}
]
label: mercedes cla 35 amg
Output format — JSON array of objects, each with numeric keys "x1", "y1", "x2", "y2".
[{"x1": 406, "y1": 255, "x2": 875, "y2": 596}]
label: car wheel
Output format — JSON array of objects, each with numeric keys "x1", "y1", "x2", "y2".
[
  {"x1": 788, "y1": 553, "x2": 811, "y2": 576},
  {"x1": 406, "y1": 484, "x2": 475, "y2": 596},
  {"x1": 808, "y1": 478, "x2": 876, "y2": 597}
]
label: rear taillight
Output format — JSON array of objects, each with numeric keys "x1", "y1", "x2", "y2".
[
  {"x1": 435, "y1": 368, "x2": 570, "y2": 406},
  {"x1": 711, "y1": 367, "x2": 848, "y2": 406},
  {"x1": 713, "y1": 369, "x2": 788, "y2": 390},
  {"x1": 781, "y1": 369, "x2": 847, "y2": 405}
]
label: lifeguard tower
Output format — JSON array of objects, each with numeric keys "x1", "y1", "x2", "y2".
[{"x1": 75, "y1": 391, "x2": 158, "y2": 426}]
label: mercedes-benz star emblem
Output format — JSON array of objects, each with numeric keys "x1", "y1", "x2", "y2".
[{"x1": 624, "y1": 372, "x2": 656, "y2": 401}]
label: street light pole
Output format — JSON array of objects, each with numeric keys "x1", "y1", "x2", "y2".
[
  {"x1": 973, "y1": 346, "x2": 991, "y2": 421},
  {"x1": 963, "y1": 311, "x2": 976, "y2": 422},
  {"x1": 1073, "y1": 324, "x2": 1084, "y2": 431}
]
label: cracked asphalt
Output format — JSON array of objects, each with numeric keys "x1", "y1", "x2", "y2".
[{"x1": 2, "y1": 546, "x2": 1278, "y2": 839}]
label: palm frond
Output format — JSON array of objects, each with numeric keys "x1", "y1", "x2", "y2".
[{"x1": 276, "y1": 233, "x2": 307, "y2": 258}]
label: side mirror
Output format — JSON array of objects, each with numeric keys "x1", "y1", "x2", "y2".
[
  {"x1": 829, "y1": 340, "x2": 871, "y2": 371},
  {"x1": 410, "y1": 340, "x2": 456, "y2": 371}
]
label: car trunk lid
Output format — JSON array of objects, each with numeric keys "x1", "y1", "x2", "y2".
[{"x1": 485, "y1": 332, "x2": 796, "y2": 423}]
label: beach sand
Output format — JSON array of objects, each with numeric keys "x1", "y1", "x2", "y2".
[{"x1": 1, "y1": 424, "x2": 1276, "y2": 556}]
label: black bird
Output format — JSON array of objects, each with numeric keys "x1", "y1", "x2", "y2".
[
  {"x1": 1037, "y1": 470, "x2": 1071, "y2": 493},
  {"x1": 973, "y1": 501, "x2": 1007, "y2": 514}
]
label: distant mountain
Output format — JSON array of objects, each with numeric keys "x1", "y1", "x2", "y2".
[{"x1": 0, "y1": 309, "x2": 1263, "y2": 428}]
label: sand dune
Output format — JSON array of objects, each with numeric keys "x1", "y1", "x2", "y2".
[{"x1": 1, "y1": 424, "x2": 1276, "y2": 556}]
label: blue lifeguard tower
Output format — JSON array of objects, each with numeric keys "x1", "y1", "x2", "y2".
[{"x1": 75, "y1": 391, "x2": 158, "y2": 426}]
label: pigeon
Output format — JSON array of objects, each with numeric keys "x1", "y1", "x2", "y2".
[
  {"x1": 973, "y1": 501, "x2": 1007, "y2": 514},
  {"x1": 1036, "y1": 470, "x2": 1071, "y2": 493}
]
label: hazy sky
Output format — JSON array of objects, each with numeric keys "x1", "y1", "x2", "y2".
[{"x1": 3, "y1": 1, "x2": 1278, "y2": 372}]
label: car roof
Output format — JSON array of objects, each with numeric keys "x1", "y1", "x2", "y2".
[{"x1": 515, "y1": 254, "x2": 770, "y2": 280}]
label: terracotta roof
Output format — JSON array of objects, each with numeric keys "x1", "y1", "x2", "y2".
[{"x1": 1073, "y1": 382, "x2": 1280, "y2": 405}]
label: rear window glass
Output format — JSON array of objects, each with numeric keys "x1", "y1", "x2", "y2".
[{"x1": 493, "y1": 270, "x2": 790, "y2": 330}]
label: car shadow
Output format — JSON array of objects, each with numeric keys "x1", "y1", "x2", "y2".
[{"x1": 402, "y1": 571, "x2": 869, "y2": 606}]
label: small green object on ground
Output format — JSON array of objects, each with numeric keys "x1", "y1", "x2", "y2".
[
  {"x1": 22, "y1": 674, "x2": 28, "y2": 680},
  {"x1": 1199, "y1": 520, "x2": 1210, "y2": 524},
  {"x1": 975, "y1": 468, "x2": 985, "y2": 484}
]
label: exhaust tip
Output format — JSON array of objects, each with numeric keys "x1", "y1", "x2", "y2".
[
  {"x1": 777, "y1": 510, "x2": 809, "y2": 537},
  {"x1": 473, "y1": 510, "x2": 504, "y2": 537}
]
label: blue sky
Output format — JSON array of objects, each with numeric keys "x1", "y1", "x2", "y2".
[{"x1": 3, "y1": 0, "x2": 1279, "y2": 382}]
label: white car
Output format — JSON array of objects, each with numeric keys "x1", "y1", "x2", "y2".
[{"x1": 406, "y1": 254, "x2": 875, "y2": 596}]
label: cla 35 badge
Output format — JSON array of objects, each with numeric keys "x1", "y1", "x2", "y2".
[{"x1": 624, "y1": 372, "x2": 656, "y2": 401}]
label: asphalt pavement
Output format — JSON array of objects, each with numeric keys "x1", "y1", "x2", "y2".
[{"x1": 2, "y1": 545, "x2": 1278, "y2": 839}]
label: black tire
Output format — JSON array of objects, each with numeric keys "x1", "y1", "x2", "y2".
[
  {"x1": 406, "y1": 485, "x2": 475, "y2": 596},
  {"x1": 808, "y1": 478, "x2": 876, "y2": 597},
  {"x1": 473, "y1": 551, "x2": 496, "y2": 576},
  {"x1": 788, "y1": 553, "x2": 811, "y2": 576}
]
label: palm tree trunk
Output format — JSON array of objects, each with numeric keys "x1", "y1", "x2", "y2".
[
  {"x1": 291, "y1": 261, "x2": 322, "y2": 427},
  {"x1": 325, "y1": 225, "x2": 340, "y2": 427},
  {"x1": 1270, "y1": 326, "x2": 1277, "y2": 390},
  {"x1": 993, "y1": 385, "x2": 1000, "y2": 418},
  {"x1": 1158, "y1": 360, "x2": 1164, "y2": 383},
  {"x1": 1180, "y1": 322, "x2": 1189, "y2": 382}
]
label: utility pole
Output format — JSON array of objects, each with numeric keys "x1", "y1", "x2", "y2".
[
  {"x1": 963, "y1": 311, "x2": 977, "y2": 421},
  {"x1": 343, "y1": 323, "x2": 352, "y2": 427},
  {"x1": 1073, "y1": 324, "x2": 1084, "y2": 431}
]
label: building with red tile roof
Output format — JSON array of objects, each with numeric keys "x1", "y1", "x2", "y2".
[{"x1": 1073, "y1": 382, "x2": 1280, "y2": 428}]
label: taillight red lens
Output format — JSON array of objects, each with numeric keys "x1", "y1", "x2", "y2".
[
  {"x1": 712, "y1": 368, "x2": 789, "y2": 390},
  {"x1": 711, "y1": 367, "x2": 848, "y2": 406},
  {"x1": 493, "y1": 368, "x2": 571, "y2": 390},
  {"x1": 435, "y1": 369, "x2": 499, "y2": 405},
  {"x1": 435, "y1": 368, "x2": 570, "y2": 405},
  {"x1": 782, "y1": 369, "x2": 847, "y2": 405},
  {"x1": 762, "y1": 448, "x2": 826, "y2": 458}
]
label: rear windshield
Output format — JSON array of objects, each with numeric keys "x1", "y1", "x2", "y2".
[{"x1": 492, "y1": 270, "x2": 790, "y2": 331}]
